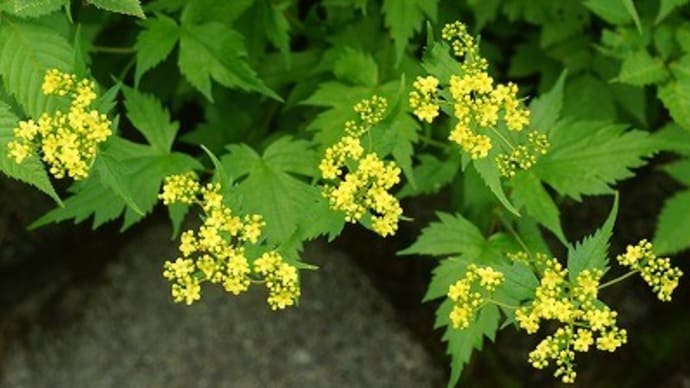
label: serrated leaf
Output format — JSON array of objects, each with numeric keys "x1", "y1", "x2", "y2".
[
  {"x1": 382, "y1": 0, "x2": 437, "y2": 64},
  {"x1": 473, "y1": 156, "x2": 520, "y2": 216},
  {"x1": 3, "y1": 0, "x2": 64, "y2": 18},
  {"x1": 333, "y1": 48, "x2": 379, "y2": 87},
  {"x1": 421, "y1": 42, "x2": 459, "y2": 83},
  {"x1": 529, "y1": 71, "x2": 566, "y2": 133},
  {"x1": 437, "y1": 300, "x2": 499, "y2": 387},
  {"x1": 615, "y1": 49, "x2": 668, "y2": 86},
  {"x1": 0, "y1": 101, "x2": 60, "y2": 203},
  {"x1": 134, "y1": 13, "x2": 179, "y2": 85},
  {"x1": 511, "y1": 171, "x2": 567, "y2": 244},
  {"x1": 534, "y1": 121, "x2": 658, "y2": 200},
  {"x1": 89, "y1": 0, "x2": 145, "y2": 18},
  {"x1": 178, "y1": 22, "x2": 279, "y2": 101},
  {"x1": 0, "y1": 19, "x2": 74, "y2": 118},
  {"x1": 567, "y1": 194, "x2": 619, "y2": 281},
  {"x1": 221, "y1": 137, "x2": 322, "y2": 243},
  {"x1": 94, "y1": 152, "x2": 144, "y2": 215},
  {"x1": 122, "y1": 86, "x2": 179, "y2": 153},
  {"x1": 424, "y1": 256, "x2": 468, "y2": 301},
  {"x1": 653, "y1": 190, "x2": 690, "y2": 255},
  {"x1": 399, "y1": 212, "x2": 485, "y2": 257},
  {"x1": 656, "y1": 0, "x2": 689, "y2": 24},
  {"x1": 659, "y1": 79, "x2": 690, "y2": 131},
  {"x1": 301, "y1": 80, "x2": 398, "y2": 146},
  {"x1": 30, "y1": 181, "x2": 125, "y2": 229}
]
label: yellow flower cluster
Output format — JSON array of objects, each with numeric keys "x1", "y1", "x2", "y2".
[
  {"x1": 513, "y1": 254, "x2": 627, "y2": 383},
  {"x1": 616, "y1": 240, "x2": 683, "y2": 301},
  {"x1": 447, "y1": 264, "x2": 504, "y2": 330},
  {"x1": 408, "y1": 76, "x2": 439, "y2": 123},
  {"x1": 254, "y1": 251, "x2": 301, "y2": 310},
  {"x1": 409, "y1": 21, "x2": 550, "y2": 177},
  {"x1": 496, "y1": 132, "x2": 550, "y2": 177},
  {"x1": 7, "y1": 69, "x2": 112, "y2": 180},
  {"x1": 319, "y1": 96, "x2": 403, "y2": 237},
  {"x1": 159, "y1": 172, "x2": 300, "y2": 310}
]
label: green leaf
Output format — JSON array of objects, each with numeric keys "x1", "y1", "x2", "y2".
[
  {"x1": 654, "y1": 190, "x2": 690, "y2": 255},
  {"x1": 466, "y1": 0, "x2": 500, "y2": 30},
  {"x1": 584, "y1": 0, "x2": 636, "y2": 26},
  {"x1": 421, "y1": 42, "x2": 459, "y2": 83},
  {"x1": 659, "y1": 79, "x2": 690, "y2": 131},
  {"x1": 615, "y1": 49, "x2": 668, "y2": 86},
  {"x1": 382, "y1": 0, "x2": 437, "y2": 64},
  {"x1": 258, "y1": 0, "x2": 291, "y2": 67},
  {"x1": 511, "y1": 171, "x2": 567, "y2": 244},
  {"x1": 529, "y1": 71, "x2": 566, "y2": 133},
  {"x1": 656, "y1": 0, "x2": 689, "y2": 24},
  {"x1": 2, "y1": 0, "x2": 65, "y2": 18},
  {"x1": 562, "y1": 74, "x2": 616, "y2": 121},
  {"x1": 89, "y1": 0, "x2": 145, "y2": 18},
  {"x1": 122, "y1": 86, "x2": 179, "y2": 153},
  {"x1": 621, "y1": 0, "x2": 642, "y2": 33},
  {"x1": 399, "y1": 212, "x2": 485, "y2": 257},
  {"x1": 0, "y1": 19, "x2": 74, "y2": 118},
  {"x1": 534, "y1": 121, "x2": 658, "y2": 200},
  {"x1": 181, "y1": 0, "x2": 254, "y2": 24},
  {"x1": 438, "y1": 300, "x2": 500, "y2": 387},
  {"x1": 168, "y1": 203, "x2": 189, "y2": 239},
  {"x1": 398, "y1": 152, "x2": 460, "y2": 198},
  {"x1": 94, "y1": 152, "x2": 144, "y2": 215},
  {"x1": 178, "y1": 22, "x2": 279, "y2": 101},
  {"x1": 0, "y1": 101, "x2": 60, "y2": 203},
  {"x1": 662, "y1": 159, "x2": 690, "y2": 185},
  {"x1": 567, "y1": 194, "x2": 619, "y2": 281},
  {"x1": 30, "y1": 181, "x2": 125, "y2": 229},
  {"x1": 301, "y1": 80, "x2": 398, "y2": 146},
  {"x1": 473, "y1": 156, "x2": 520, "y2": 216},
  {"x1": 424, "y1": 256, "x2": 468, "y2": 301},
  {"x1": 333, "y1": 48, "x2": 379, "y2": 87},
  {"x1": 134, "y1": 13, "x2": 179, "y2": 85},
  {"x1": 221, "y1": 137, "x2": 324, "y2": 243}
]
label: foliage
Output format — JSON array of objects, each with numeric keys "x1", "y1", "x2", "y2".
[{"x1": 0, "y1": 0, "x2": 688, "y2": 386}]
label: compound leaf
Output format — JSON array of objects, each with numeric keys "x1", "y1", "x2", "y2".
[
  {"x1": 178, "y1": 22, "x2": 279, "y2": 101},
  {"x1": 659, "y1": 79, "x2": 690, "y2": 131},
  {"x1": 122, "y1": 86, "x2": 179, "y2": 153},
  {"x1": 653, "y1": 190, "x2": 690, "y2": 255},
  {"x1": 0, "y1": 19, "x2": 74, "y2": 118},
  {"x1": 89, "y1": 0, "x2": 145, "y2": 18},
  {"x1": 534, "y1": 121, "x2": 658, "y2": 200},
  {"x1": 399, "y1": 212, "x2": 485, "y2": 258},
  {"x1": 0, "y1": 101, "x2": 60, "y2": 203},
  {"x1": 134, "y1": 13, "x2": 179, "y2": 84},
  {"x1": 382, "y1": 0, "x2": 437, "y2": 64},
  {"x1": 567, "y1": 194, "x2": 619, "y2": 281}
]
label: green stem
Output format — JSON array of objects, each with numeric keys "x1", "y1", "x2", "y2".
[
  {"x1": 497, "y1": 212, "x2": 532, "y2": 257},
  {"x1": 91, "y1": 45, "x2": 136, "y2": 54},
  {"x1": 418, "y1": 134, "x2": 448, "y2": 150},
  {"x1": 485, "y1": 298, "x2": 519, "y2": 310},
  {"x1": 490, "y1": 127, "x2": 516, "y2": 151},
  {"x1": 599, "y1": 270, "x2": 638, "y2": 289}
]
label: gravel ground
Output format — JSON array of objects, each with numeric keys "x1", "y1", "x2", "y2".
[{"x1": 1, "y1": 222, "x2": 444, "y2": 388}]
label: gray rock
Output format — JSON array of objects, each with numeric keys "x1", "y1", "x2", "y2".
[{"x1": 2, "y1": 223, "x2": 443, "y2": 388}]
